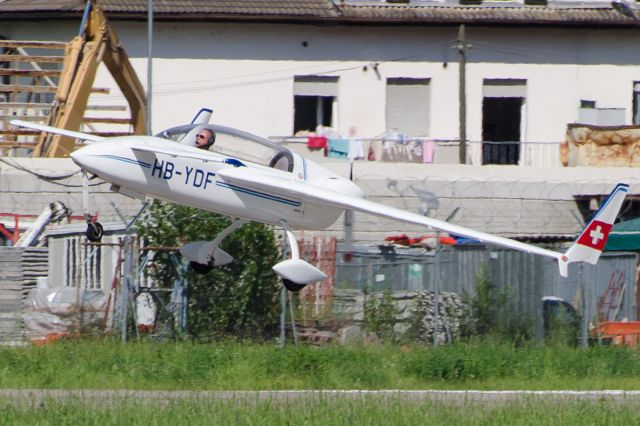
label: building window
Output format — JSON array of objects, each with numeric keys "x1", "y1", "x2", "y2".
[
  {"x1": 482, "y1": 79, "x2": 526, "y2": 165},
  {"x1": 385, "y1": 78, "x2": 431, "y2": 137},
  {"x1": 293, "y1": 76, "x2": 338, "y2": 134}
]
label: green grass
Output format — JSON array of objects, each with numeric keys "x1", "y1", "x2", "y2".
[
  {"x1": 2, "y1": 339, "x2": 640, "y2": 390},
  {"x1": 2, "y1": 398, "x2": 640, "y2": 425}
]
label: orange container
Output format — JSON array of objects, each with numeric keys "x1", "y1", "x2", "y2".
[{"x1": 597, "y1": 322, "x2": 640, "y2": 346}]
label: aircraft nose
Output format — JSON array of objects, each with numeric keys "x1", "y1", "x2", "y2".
[
  {"x1": 69, "y1": 141, "x2": 112, "y2": 173},
  {"x1": 69, "y1": 144, "x2": 89, "y2": 168}
]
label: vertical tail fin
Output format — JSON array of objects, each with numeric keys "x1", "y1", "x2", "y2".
[
  {"x1": 191, "y1": 108, "x2": 213, "y2": 125},
  {"x1": 559, "y1": 183, "x2": 629, "y2": 276}
]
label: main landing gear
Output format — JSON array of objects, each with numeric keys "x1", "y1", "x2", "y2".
[
  {"x1": 180, "y1": 219, "x2": 248, "y2": 274},
  {"x1": 272, "y1": 220, "x2": 327, "y2": 292}
]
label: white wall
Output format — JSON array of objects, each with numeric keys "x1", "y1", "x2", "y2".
[{"x1": 4, "y1": 19, "x2": 640, "y2": 145}]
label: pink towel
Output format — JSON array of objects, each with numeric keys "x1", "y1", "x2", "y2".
[{"x1": 422, "y1": 139, "x2": 436, "y2": 163}]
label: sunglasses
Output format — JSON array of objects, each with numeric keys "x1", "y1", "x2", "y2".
[{"x1": 197, "y1": 134, "x2": 207, "y2": 139}]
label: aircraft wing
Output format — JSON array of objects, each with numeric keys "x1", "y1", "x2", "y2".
[
  {"x1": 217, "y1": 167, "x2": 564, "y2": 262},
  {"x1": 10, "y1": 119, "x2": 105, "y2": 142}
]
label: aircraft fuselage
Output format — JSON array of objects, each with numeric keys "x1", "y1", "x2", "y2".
[{"x1": 70, "y1": 136, "x2": 348, "y2": 230}]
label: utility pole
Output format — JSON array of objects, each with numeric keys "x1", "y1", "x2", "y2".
[
  {"x1": 457, "y1": 24, "x2": 467, "y2": 164},
  {"x1": 146, "y1": 0, "x2": 153, "y2": 134}
]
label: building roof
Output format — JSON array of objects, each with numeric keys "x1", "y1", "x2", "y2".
[{"x1": 0, "y1": 0, "x2": 634, "y2": 27}]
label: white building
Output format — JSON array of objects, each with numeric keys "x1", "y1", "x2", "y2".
[{"x1": 2, "y1": 0, "x2": 640, "y2": 163}]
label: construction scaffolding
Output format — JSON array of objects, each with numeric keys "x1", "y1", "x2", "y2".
[{"x1": 0, "y1": 0, "x2": 145, "y2": 157}]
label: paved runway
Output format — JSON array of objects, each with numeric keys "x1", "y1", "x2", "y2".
[{"x1": 1, "y1": 389, "x2": 640, "y2": 406}]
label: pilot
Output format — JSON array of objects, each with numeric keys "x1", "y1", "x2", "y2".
[{"x1": 195, "y1": 128, "x2": 215, "y2": 150}]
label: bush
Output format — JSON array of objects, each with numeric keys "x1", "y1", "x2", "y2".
[{"x1": 136, "y1": 201, "x2": 282, "y2": 340}]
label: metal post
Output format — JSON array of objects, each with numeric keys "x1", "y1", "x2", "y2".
[
  {"x1": 457, "y1": 24, "x2": 467, "y2": 165},
  {"x1": 433, "y1": 208, "x2": 458, "y2": 346},
  {"x1": 279, "y1": 230, "x2": 289, "y2": 348},
  {"x1": 121, "y1": 236, "x2": 133, "y2": 341},
  {"x1": 279, "y1": 287, "x2": 287, "y2": 348},
  {"x1": 433, "y1": 232, "x2": 440, "y2": 347},
  {"x1": 146, "y1": 0, "x2": 153, "y2": 134},
  {"x1": 289, "y1": 291, "x2": 298, "y2": 345},
  {"x1": 580, "y1": 264, "x2": 589, "y2": 348}
]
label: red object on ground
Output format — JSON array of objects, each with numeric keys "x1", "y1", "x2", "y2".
[
  {"x1": 31, "y1": 332, "x2": 71, "y2": 346},
  {"x1": 384, "y1": 234, "x2": 457, "y2": 246},
  {"x1": 596, "y1": 321, "x2": 640, "y2": 346}
]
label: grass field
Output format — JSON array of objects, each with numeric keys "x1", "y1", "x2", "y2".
[
  {"x1": 2, "y1": 339, "x2": 640, "y2": 390},
  {"x1": 3, "y1": 340, "x2": 640, "y2": 424}
]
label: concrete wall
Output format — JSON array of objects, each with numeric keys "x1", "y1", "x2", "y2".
[{"x1": 3, "y1": 157, "x2": 638, "y2": 245}]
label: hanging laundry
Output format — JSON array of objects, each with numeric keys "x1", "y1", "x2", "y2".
[
  {"x1": 348, "y1": 138, "x2": 364, "y2": 161},
  {"x1": 366, "y1": 140, "x2": 382, "y2": 161},
  {"x1": 328, "y1": 138, "x2": 349, "y2": 159},
  {"x1": 367, "y1": 144, "x2": 376, "y2": 161},
  {"x1": 307, "y1": 136, "x2": 327, "y2": 150},
  {"x1": 407, "y1": 140, "x2": 423, "y2": 162},
  {"x1": 422, "y1": 139, "x2": 436, "y2": 163}
]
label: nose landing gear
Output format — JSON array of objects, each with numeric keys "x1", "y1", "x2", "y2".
[
  {"x1": 82, "y1": 169, "x2": 104, "y2": 242},
  {"x1": 85, "y1": 221, "x2": 104, "y2": 242}
]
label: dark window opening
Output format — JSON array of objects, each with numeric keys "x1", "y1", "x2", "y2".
[
  {"x1": 633, "y1": 83, "x2": 640, "y2": 126},
  {"x1": 576, "y1": 196, "x2": 638, "y2": 225},
  {"x1": 580, "y1": 100, "x2": 596, "y2": 109},
  {"x1": 482, "y1": 97, "x2": 522, "y2": 165},
  {"x1": 294, "y1": 95, "x2": 333, "y2": 134}
]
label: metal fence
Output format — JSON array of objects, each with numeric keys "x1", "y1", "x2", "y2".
[{"x1": 327, "y1": 243, "x2": 638, "y2": 343}]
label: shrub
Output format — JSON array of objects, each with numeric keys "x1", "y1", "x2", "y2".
[{"x1": 136, "y1": 201, "x2": 281, "y2": 340}]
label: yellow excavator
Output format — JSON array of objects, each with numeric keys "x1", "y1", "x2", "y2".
[{"x1": 0, "y1": 0, "x2": 145, "y2": 157}]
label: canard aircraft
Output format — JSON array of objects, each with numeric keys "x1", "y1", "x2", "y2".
[{"x1": 11, "y1": 110, "x2": 629, "y2": 291}]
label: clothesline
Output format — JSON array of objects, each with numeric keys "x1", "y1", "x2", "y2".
[{"x1": 302, "y1": 135, "x2": 438, "y2": 163}]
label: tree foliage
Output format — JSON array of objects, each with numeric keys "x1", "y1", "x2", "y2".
[{"x1": 136, "y1": 201, "x2": 282, "y2": 341}]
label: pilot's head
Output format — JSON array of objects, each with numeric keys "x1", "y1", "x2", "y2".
[{"x1": 195, "y1": 128, "x2": 215, "y2": 150}]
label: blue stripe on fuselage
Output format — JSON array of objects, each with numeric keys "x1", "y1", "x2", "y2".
[{"x1": 216, "y1": 181, "x2": 301, "y2": 207}]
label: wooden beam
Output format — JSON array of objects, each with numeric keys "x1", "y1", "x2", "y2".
[
  {"x1": 0, "y1": 129, "x2": 42, "y2": 135},
  {"x1": 0, "y1": 102, "x2": 52, "y2": 110},
  {"x1": 0, "y1": 115, "x2": 48, "y2": 121},
  {"x1": 86, "y1": 105, "x2": 128, "y2": 111},
  {"x1": 0, "y1": 69, "x2": 61, "y2": 77},
  {"x1": 0, "y1": 142, "x2": 37, "y2": 148},
  {"x1": 0, "y1": 40, "x2": 66, "y2": 49},
  {"x1": 82, "y1": 117, "x2": 133, "y2": 124},
  {"x1": 0, "y1": 55, "x2": 65, "y2": 63},
  {"x1": 0, "y1": 85, "x2": 57, "y2": 93},
  {"x1": 0, "y1": 85, "x2": 110, "y2": 94}
]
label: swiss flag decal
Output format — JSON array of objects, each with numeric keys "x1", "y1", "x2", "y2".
[{"x1": 576, "y1": 220, "x2": 612, "y2": 251}]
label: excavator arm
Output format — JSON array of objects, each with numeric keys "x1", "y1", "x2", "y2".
[{"x1": 33, "y1": 0, "x2": 146, "y2": 157}]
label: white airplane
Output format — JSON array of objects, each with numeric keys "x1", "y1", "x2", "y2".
[{"x1": 11, "y1": 111, "x2": 629, "y2": 291}]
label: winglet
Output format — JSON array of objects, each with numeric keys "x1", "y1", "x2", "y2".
[{"x1": 561, "y1": 183, "x2": 629, "y2": 276}]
